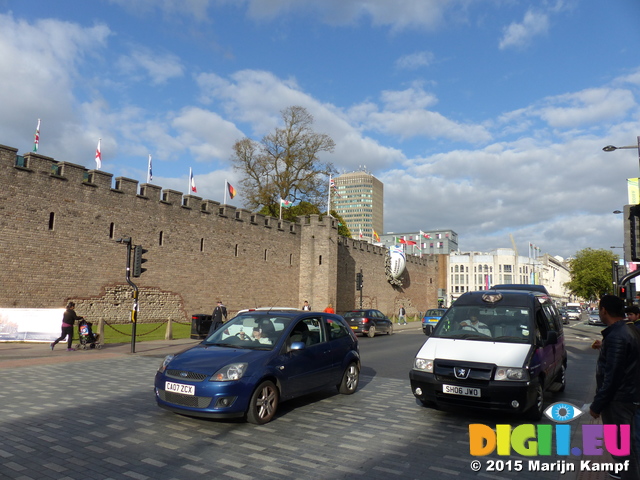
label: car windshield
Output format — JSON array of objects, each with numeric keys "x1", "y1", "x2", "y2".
[
  {"x1": 432, "y1": 305, "x2": 532, "y2": 344},
  {"x1": 425, "y1": 309, "x2": 444, "y2": 316},
  {"x1": 203, "y1": 314, "x2": 294, "y2": 350}
]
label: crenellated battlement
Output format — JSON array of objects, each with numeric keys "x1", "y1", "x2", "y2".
[{"x1": 0, "y1": 143, "x2": 343, "y2": 237}]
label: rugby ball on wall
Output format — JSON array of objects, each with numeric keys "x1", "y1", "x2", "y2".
[{"x1": 389, "y1": 246, "x2": 406, "y2": 279}]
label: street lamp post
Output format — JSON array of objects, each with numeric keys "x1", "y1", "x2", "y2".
[{"x1": 604, "y1": 138, "x2": 640, "y2": 303}]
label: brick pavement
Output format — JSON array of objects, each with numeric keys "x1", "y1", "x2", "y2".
[{"x1": 0, "y1": 323, "x2": 625, "y2": 480}]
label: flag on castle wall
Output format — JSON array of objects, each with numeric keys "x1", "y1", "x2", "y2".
[
  {"x1": 373, "y1": 230, "x2": 380, "y2": 242},
  {"x1": 189, "y1": 168, "x2": 197, "y2": 193},
  {"x1": 33, "y1": 119, "x2": 40, "y2": 152},
  {"x1": 280, "y1": 198, "x2": 292, "y2": 207},
  {"x1": 147, "y1": 154, "x2": 152, "y2": 183},
  {"x1": 227, "y1": 181, "x2": 236, "y2": 199},
  {"x1": 95, "y1": 139, "x2": 102, "y2": 169}
]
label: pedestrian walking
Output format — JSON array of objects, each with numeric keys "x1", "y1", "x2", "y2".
[
  {"x1": 398, "y1": 305, "x2": 406, "y2": 325},
  {"x1": 208, "y1": 300, "x2": 228, "y2": 335},
  {"x1": 51, "y1": 302, "x2": 83, "y2": 351},
  {"x1": 589, "y1": 295, "x2": 640, "y2": 480},
  {"x1": 301, "y1": 300, "x2": 311, "y2": 311}
]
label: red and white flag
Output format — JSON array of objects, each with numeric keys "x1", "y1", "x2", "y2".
[
  {"x1": 189, "y1": 168, "x2": 197, "y2": 193},
  {"x1": 33, "y1": 119, "x2": 40, "y2": 152},
  {"x1": 95, "y1": 138, "x2": 102, "y2": 169}
]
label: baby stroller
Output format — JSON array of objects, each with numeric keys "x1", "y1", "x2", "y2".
[{"x1": 76, "y1": 319, "x2": 102, "y2": 350}]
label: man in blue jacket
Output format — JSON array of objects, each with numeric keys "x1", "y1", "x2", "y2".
[{"x1": 590, "y1": 295, "x2": 640, "y2": 479}]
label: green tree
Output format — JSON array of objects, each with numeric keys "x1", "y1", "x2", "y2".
[
  {"x1": 231, "y1": 106, "x2": 336, "y2": 212},
  {"x1": 258, "y1": 201, "x2": 320, "y2": 223},
  {"x1": 256, "y1": 204, "x2": 352, "y2": 238},
  {"x1": 566, "y1": 248, "x2": 617, "y2": 301},
  {"x1": 330, "y1": 210, "x2": 352, "y2": 238}
]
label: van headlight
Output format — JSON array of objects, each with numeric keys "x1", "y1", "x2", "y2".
[
  {"x1": 495, "y1": 367, "x2": 528, "y2": 381},
  {"x1": 414, "y1": 358, "x2": 434, "y2": 373},
  {"x1": 210, "y1": 363, "x2": 248, "y2": 381}
]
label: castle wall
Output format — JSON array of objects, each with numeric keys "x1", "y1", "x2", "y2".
[
  {"x1": 0, "y1": 143, "x2": 438, "y2": 323},
  {"x1": 336, "y1": 237, "x2": 439, "y2": 316}
]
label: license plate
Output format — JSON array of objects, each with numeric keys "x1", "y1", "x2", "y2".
[
  {"x1": 165, "y1": 381, "x2": 195, "y2": 395},
  {"x1": 350, "y1": 326, "x2": 358, "y2": 330},
  {"x1": 442, "y1": 384, "x2": 481, "y2": 397}
]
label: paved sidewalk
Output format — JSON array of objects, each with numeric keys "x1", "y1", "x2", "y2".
[{"x1": 0, "y1": 321, "x2": 423, "y2": 369}]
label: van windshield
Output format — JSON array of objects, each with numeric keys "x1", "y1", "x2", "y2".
[{"x1": 432, "y1": 305, "x2": 532, "y2": 344}]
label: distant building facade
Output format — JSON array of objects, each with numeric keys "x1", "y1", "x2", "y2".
[
  {"x1": 333, "y1": 171, "x2": 383, "y2": 242},
  {"x1": 447, "y1": 249, "x2": 570, "y2": 307}
]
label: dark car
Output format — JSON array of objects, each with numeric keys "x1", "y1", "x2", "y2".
[
  {"x1": 558, "y1": 308, "x2": 570, "y2": 325},
  {"x1": 422, "y1": 308, "x2": 447, "y2": 335},
  {"x1": 343, "y1": 309, "x2": 394, "y2": 337},
  {"x1": 155, "y1": 310, "x2": 360, "y2": 424}
]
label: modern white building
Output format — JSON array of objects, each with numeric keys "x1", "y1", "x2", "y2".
[{"x1": 447, "y1": 248, "x2": 571, "y2": 306}]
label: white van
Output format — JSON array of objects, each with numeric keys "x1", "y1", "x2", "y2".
[{"x1": 409, "y1": 290, "x2": 566, "y2": 420}]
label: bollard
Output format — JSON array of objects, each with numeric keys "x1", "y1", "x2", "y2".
[
  {"x1": 165, "y1": 319, "x2": 173, "y2": 340},
  {"x1": 98, "y1": 318, "x2": 105, "y2": 343}
]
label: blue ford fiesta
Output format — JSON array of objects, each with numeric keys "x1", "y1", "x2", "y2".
[{"x1": 155, "y1": 310, "x2": 360, "y2": 424}]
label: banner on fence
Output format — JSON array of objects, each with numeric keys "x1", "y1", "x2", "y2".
[{"x1": 0, "y1": 308, "x2": 64, "y2": 342}]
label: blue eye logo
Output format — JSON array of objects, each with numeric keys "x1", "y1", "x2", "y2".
[{"x1": 543, "y1": 402, "x2": 584, "y2": 423}]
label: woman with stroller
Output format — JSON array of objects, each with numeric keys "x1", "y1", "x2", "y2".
[{"x1": 51, "y1": 302, "x2": 83, "y2": 351}]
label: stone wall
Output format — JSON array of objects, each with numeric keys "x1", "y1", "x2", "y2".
[{"x1": 0, "y1": 143, "x2": 439, "y2": 322}]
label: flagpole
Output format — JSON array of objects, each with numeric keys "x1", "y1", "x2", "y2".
[
  {"x1": 279, "y1": 199, "x2": 282, "y2": 220},
  {"x1": 189, "y1": 168, "x2": 192, "y2": 194},
  {"x1": 327, "y1": 175, "x2": 332, "y2": 216}
]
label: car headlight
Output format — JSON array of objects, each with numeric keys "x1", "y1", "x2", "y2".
[
  {"x1": 414, "y1": 358, "x2": 434, "y2": 372},
  {"x1": 210, "y1": 363, "x2": 248, "y2": 381},
  {"x1": 495, "y1": 367, "x2": 528, "y2": 381},
  {"x1": 158, "y1": 354, "x2": 174, "y2": 373}
]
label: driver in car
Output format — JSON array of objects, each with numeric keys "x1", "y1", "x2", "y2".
[{"x1": 459, "y1": 314, "x2": 491, "y2": 336}]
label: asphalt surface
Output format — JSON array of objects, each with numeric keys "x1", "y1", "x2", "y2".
[{"x1": 0, "y1": 320, "x2": 628, "y2": 479}]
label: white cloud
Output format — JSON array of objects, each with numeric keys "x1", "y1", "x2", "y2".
[
  {"x1": 117, "y1": 48, "x2": 185, "y2": 85},
  {"x1": 500, "y1": 87, "x2": 637, "y2": 130},
  {"x1": 240, "y1": 0, "x2": 460, "y2": 31},
  {"x1": 395, "y1": 51, "x2": 435, "y2": 70},
  {"x1": 0, "y1": 13, "x2": 110, "y2": 161},
  {"x1": 499, "y1": 9, "x2": 549, "y2": 50}
]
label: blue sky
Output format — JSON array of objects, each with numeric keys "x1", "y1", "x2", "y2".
[{"x1": 1, "y1": 0, "x2": 640, "y2": 259}]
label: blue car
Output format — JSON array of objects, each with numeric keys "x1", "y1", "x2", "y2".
[
  {"x1": 155, "y1": 310, "x2": 360, "y2": 424},
  {"x1": 422, "y1": 308, "x2": 447, "y2": 335}
]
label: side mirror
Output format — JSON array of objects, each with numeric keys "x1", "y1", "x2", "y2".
[{"x1": 289, "y1": 341, "x2": 306, "y2": 352}]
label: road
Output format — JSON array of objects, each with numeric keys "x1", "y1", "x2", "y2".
[{"x1": 0, "y1": 321, "x2": 606, "y2": 480}]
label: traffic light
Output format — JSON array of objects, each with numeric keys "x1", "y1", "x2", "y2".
[
  {"x1": 625, "y1": 204, "x2": 640, "y2": 262},
  {"x1": 619, "y1": 285, "x2": 628, "y2": 300},
  {"x1": 356, "y1": 272, "x2": 363, "y2": 291},
  {"x1": 132, "y1": 245, "x2": 148, "y2": 277}
]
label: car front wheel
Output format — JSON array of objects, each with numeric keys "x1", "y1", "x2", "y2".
[
  {"x1": 247, "y1": 380, "x2": 279, "y2": 425},
  {"x1": 525, "y1": 381, "x2": 544, "y2": 421},
  {"x1": 338, "y1": 362, "x2": 360, "y2": 394}
]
